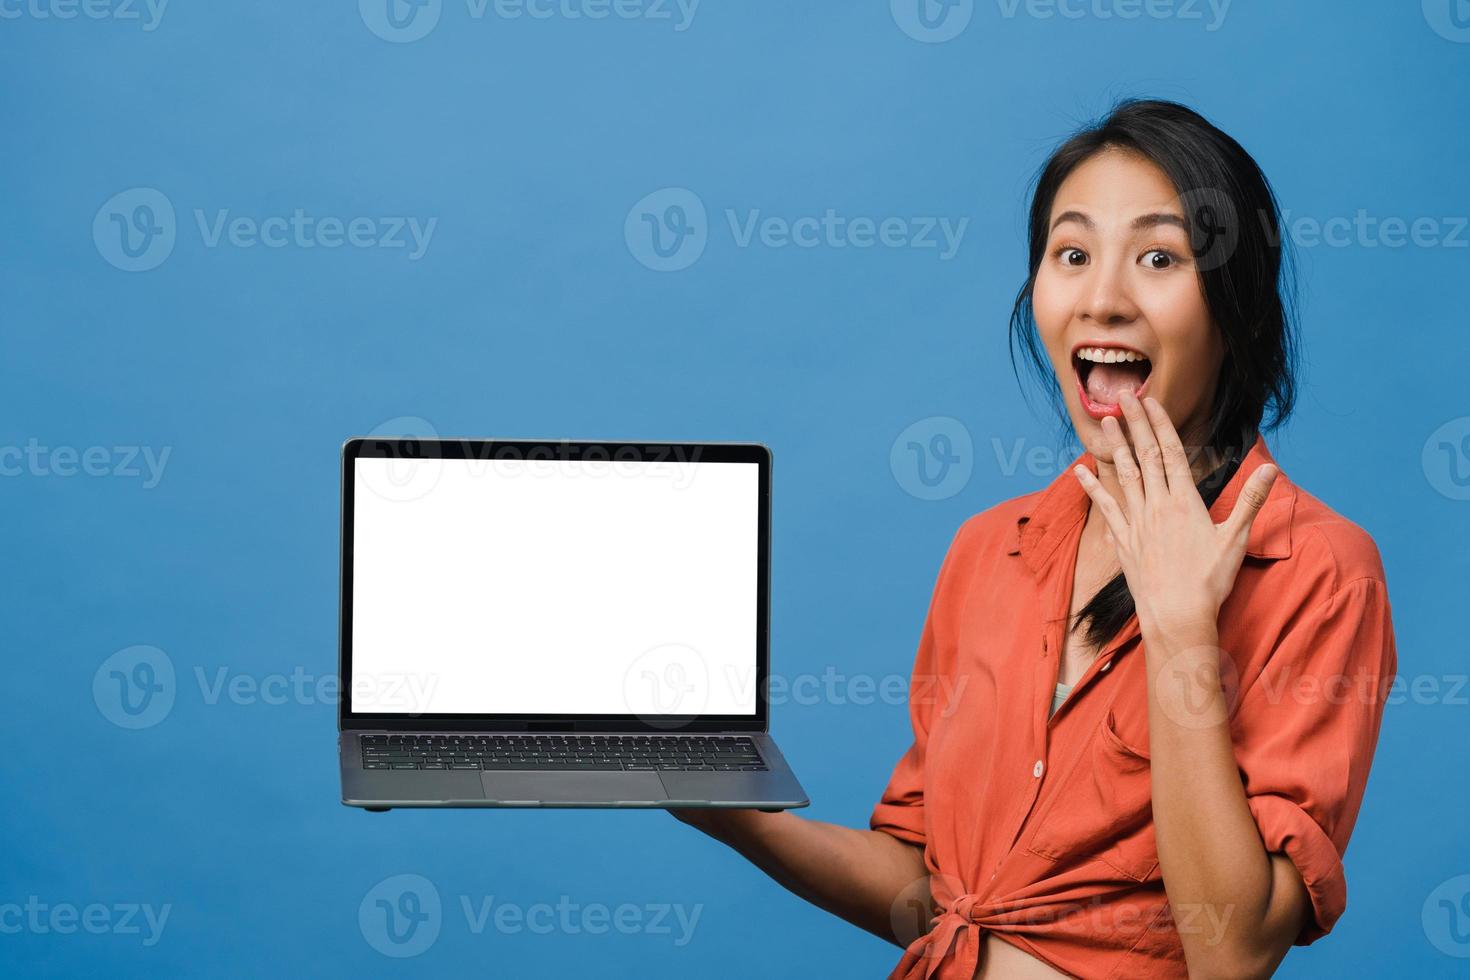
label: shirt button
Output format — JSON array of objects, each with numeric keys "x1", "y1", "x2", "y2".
[{"x1": 1033, "y1": 760, "x2": 1044, "y2": 778}]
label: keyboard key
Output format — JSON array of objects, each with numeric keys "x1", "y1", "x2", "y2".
[{"x1": 362, "y1": 733, "x2": 763, "y2": 773}]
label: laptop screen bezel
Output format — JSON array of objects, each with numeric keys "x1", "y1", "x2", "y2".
[{"x1": 338, "y1": 438, "x2": 771, "y2": 733}]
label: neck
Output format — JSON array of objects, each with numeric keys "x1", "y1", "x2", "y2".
[{"x1": 1089, "y1": 422, "x2": 1243, "y2": 507}]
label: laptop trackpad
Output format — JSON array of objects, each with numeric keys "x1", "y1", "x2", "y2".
[{"x1": 482, "y1": 771, "x2": 666, "y2": 804}]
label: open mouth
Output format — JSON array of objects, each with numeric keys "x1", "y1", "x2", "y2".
[{"x1": 1072, "y1": 343, "x2": 1153, "y2": 417}]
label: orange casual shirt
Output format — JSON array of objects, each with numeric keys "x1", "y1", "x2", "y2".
[{"x1": 871, "y1": 431, "x2": 1397, "y2": 979}]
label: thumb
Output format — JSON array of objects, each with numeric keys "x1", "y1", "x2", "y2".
[{"x1": 1225, "y1": 463, "x2": 1277, "y2": 539}]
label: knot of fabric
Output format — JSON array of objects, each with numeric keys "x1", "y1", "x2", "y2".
[
  {"x1": 945, "y1": 893, "x2": 980, "y2": 922},
  {"x1": 907, "y1": 891, "x2": 987, "y2": 980}
]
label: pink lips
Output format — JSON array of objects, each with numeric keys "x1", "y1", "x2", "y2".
[{"x1": 1076, "y1": 370, "x2": 1150, "y2": 421}]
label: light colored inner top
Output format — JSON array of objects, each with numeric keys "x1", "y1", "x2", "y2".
[{"x1": 1049, "y1": 681, "x2": 1073, "y2": 718}]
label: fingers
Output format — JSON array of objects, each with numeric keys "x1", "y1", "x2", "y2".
[
  {"x1": 1224, "y1": 463, "x2": 1278, "y2": 540},
  {"x1": 1117, "y1": 390, "x2": 1170, "y2": 497},
  {"x1": 1140, "y1": 396, "x2": 1196, "y2": 490},
  {"x1": 1072, "y1": 462, "x2": 1130, "y2": 545},
  {"x1": 1099, "y1": 415, "x2": 1146, "y2": 521}
]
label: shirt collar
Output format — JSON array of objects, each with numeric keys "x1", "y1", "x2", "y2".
[{"x1": 1004, "y1": 430, "x2": 1297, "y2": 575}]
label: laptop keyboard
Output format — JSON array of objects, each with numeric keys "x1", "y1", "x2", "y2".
[{"x1": 359, "y1": 734, "x2": 768, "y2": 772}]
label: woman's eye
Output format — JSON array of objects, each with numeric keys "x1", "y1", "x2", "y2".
[
  {"x1": 1058, "y1": 247, "x2": 1087, "y2": 266},
  {"x1": 1141, "y1": 249, "x2": 1176, "y2": 270}
]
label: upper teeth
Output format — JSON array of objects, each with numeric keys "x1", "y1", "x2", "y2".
[{"x1": 1077, "y1": 347, "x2": 1148, "y2": 364}]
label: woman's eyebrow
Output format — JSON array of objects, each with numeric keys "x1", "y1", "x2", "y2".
[
  {"x1": 1050, "y1": 210, "x2": 1092, "y2": 232},
  {"x1": 1131, "y1": 212, "x2": 1187, "y2": 231},
  {"x1": 1049, "y1": 211, "x2": 1188, "y2": 233}
]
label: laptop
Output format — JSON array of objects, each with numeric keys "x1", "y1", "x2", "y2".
[{"x1": 337, "y1": 437, "x2": 809, "y2": 811}]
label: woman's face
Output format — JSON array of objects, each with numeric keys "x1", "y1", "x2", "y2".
[{"x1": 1032, "y1": 148, "x2": 1225, "y2": 459}]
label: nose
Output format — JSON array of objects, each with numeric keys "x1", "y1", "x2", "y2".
[{"x1": 1078, "y1": 255, "x2": 1141, "y2": 325}]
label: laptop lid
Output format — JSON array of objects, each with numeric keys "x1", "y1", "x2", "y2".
[{"x1": 338, "y1": 439, "x2": 771, "y2": 733}]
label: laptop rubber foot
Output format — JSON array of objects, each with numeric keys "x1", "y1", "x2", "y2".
[{"x1": 363, "y1": 806, "x2": 392, "y2": 812}]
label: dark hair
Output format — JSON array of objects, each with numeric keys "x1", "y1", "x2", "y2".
[{"x1": 1007, "y1": 97, "x2": 1300, "y2": 653}]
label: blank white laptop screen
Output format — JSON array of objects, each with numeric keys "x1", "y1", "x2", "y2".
[{"x1": 350, "y1": 455, "x2": 759, "y2": 716}]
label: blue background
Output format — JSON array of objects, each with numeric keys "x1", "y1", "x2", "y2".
[{"x1": 4, "y1": 1, "x2": 1468, "y2": 976}]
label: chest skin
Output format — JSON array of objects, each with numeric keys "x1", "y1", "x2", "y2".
[{"x1": 1057, "y1": 514, "x2": 1121, "y2": 688}]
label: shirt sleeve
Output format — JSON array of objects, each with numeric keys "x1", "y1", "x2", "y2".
[
  {"x1": 1229, "y1": 575, "x2": 1397, "y2": 945},
  {"x1": 869, "y1": 524, "x2": 968, "y2": 848}
]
